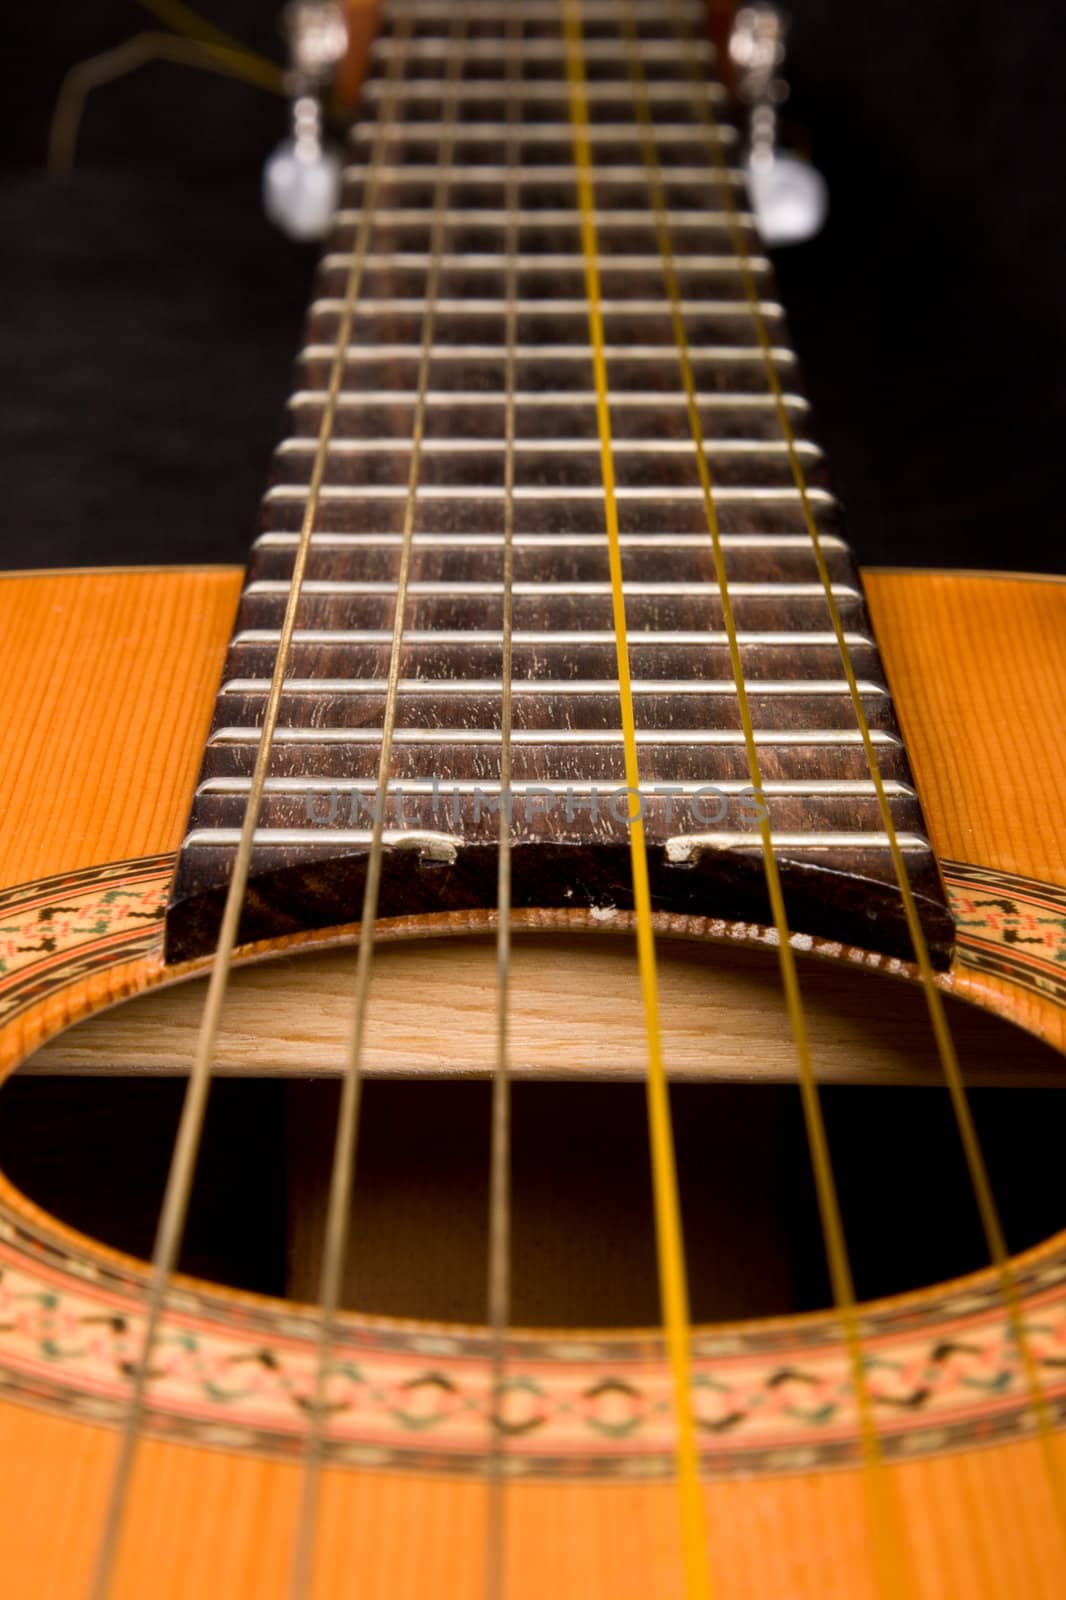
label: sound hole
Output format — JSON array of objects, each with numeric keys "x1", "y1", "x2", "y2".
[{"x1": 2, "y1": 1073, "x2": 1066, "y2": 1326}]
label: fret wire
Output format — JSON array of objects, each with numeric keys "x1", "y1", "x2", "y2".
[
  {"x1": 321, "y1": 252, "x2": 765, "y2": 270},
  {"x1": 244, "y1": 580, "x2": 855, "y2": 595},
  {"x1": 289, "y1": 388, "x2": 801, "y2": 409},
  {"x1": 82, "y1": 16, "x2": 416, "y2": 1600},
  {"x1": 334, "y1": 205, "x2": 755, "y2": 224},
  {"x1": 200, "y1": 778, "x2": 914, "y2": 799},
  {"x1": 219, "y1": 676, "x2": 889, "y2": 697},
  {"x1": 233, "y1": 630, "x2": 872, "y2": 646},
  {"x1": 298, "y1": 343, "x2": 791, "y2": 361},
  {"x1": 621, "y1": 5, "x2": 907, "y2": 1590},
  {"x1": 208, "y1": 726, "x2": 901, "y2": 747},
  {"x1": 278, "y1": 437, "x2": 813, "y2": 455},
  {"x1": 286, "y1": 18, "x2": 470, "y2": 1599},
  {"x1": 254, "y1": 533, "x2": 842, "y2": 550},
  {"x1": 344, "y1": 163, "x2": 739, "y2": 182},
  {"x1": 348, "y1": 122, "x2": 737, "y2": 144},
  {"x1": 268, "y1": 485, "x2": 830, "y2": 502},
  {"x1": 310, "y1": 294, "x2": 779, "y2": 312},
  {"x1": 669, "y1": 0, "x2": 1066, "y2": 1536},
  {"x1": 373, "y1": 35, "x2": 712, "y2": 60},
  {"x1": 363, "y1": 78, "x2": 725, "y2": 102}
]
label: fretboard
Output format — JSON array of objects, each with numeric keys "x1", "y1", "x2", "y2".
[{"x1": 166, "y1": 0, "x2": 951, "y2": 966}]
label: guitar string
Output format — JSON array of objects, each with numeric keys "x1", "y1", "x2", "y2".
[
  {"x1": 616, "y1": 5, "x2": 910, "y2": 1593},
  {"x1": 483, "y1": 10, "x2": 521, "y2": 1600},
  {"x1": 666, "y1": 0, "x2": 1066, "y2": 1534},
  {"x1": 285, "y1": 15, "x2": 470, "y2": 1598},
  {"x1": 82, "y1": 20, "x2": 414, "y2": 1600},
  {"x1": 561, "y1": 4, "x2": 714, "y2": 1597}
]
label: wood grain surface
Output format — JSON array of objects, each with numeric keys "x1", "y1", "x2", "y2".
[
  {"x1": 866, "y1": 570, "x2": 1066, "y2": 1053},
  {"x1": 0, "y1": 567, "x2": 242, "y2": 887}
]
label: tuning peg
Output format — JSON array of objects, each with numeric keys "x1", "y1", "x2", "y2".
[
  {"x1": 263, "y1": 1, "x2": 347, "y2": 241},
  {"x1": 263, "y1": 114, "x2": 342, "y2": 242},
  {"x1": 745, "y1": 150, "x2": 829, "y2": 247},
  {"x1": 729, "y1": 4, "x2": 828, "y2": 246}
]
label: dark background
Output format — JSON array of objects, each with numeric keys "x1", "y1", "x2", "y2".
[{"x1": 2, "y1": 0, "x2": 1064, "y2": 575}]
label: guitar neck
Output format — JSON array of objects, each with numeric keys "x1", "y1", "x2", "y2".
[{"x1": 166, "y1": 0, "x2": 951, "y2": 966}]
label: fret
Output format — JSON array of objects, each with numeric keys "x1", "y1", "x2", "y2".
[
  {"x1": 166, "y1": 0, "x2": 953, "y2": 968},
  {"x1": 254, "y1": 533, "x2": 836, "y2": 553},
  {"x1": 276, "y1": 442, "x2": 818, "y2": 468},
  {"x1": 309, "y1": 295, "x2": 779, "y2": 315},
  {"x1": 348, "y1": 125, "x2": 738, "y2": 146},
  {"x1": 243, "y1": 579, "x2": 853, "y2": 596},
  {"x1": 372, "y1": 37, "x2": 712, "y2": 63},
  {"x1": 266, "y1": 485, "x2": 833, "y2": 503},
  {"x1": 334, "y1": 206, "x2": 752, "y2": 226},
  {"x1": 289, "y1": 388, "x2": 793, "y2": 405},
  {"x1": 296, "y1": 342, "x2": 786, "y2": 358},
  {"x1": 362, "y1": 79, "x2": 726, "y2": 105},
  {"x1": 320, "y1": 252, "x2": 761, "y2": 270},
  {"x1": 219, "y1": 678, "x2": 889, "y2": 697},
  {"x1": 344, "y1": 164, "x2": 740, "y2": 185},
  {"x1": 199, "y1": 777, "x2": 914, "y2": 800},
  {"x1": 231, "y1": 630, "x2": 872, "y2": 647},
  {"x1": 208, "y1": 727, "x2": 901, "y2": 747}
]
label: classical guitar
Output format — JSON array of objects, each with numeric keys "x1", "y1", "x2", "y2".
[{"x1": 3, "y1": 1, "x2": 1066, "y2": 1596}]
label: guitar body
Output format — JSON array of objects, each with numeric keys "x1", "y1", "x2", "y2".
[{"x1": 1, "y1": 562, "x2": 1064, "y2": 1597}]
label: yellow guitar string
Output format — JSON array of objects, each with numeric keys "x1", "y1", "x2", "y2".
[
  {"x1": 48, "y1": 35, "x2": 283, "y2": 177},
  {"x1": 561, "y1": 5, "x2": 712, "y2": 1597},
  {"x1": 132, "y1": 0, "x2": 272, "y2": 61},
  {"x1": 616, "y1": 10, "x2": 909, "y2": 1594},
  {"x1": 665, "y1": 0, "x2": 1066, "y2": 1533}
]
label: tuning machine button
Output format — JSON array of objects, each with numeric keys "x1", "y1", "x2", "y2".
[
  {"x1": 729, "y1": 4, "x2": 829, "y2": 247},
  {"x1": 263, "y1": 1, "x2": 348, "y2": 241}
]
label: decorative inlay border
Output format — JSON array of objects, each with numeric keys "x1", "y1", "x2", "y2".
[
  {"x1": 0, "y1": 855, "x2": 173, "y2": 1029},
  {"x1": 0, "y1": 1208, "x2": 1065, "y2": 1478},
  {"x1": 0, "y1": 852, "x2": 1064, "y2": 1478},
  {"x1": 943, "y1": 860, "x2": 1066, "y2": 1006}
]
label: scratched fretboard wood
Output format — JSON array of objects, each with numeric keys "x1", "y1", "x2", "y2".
[{"x1": 166, "y1": 0, "x2": 952, "y2": 965}]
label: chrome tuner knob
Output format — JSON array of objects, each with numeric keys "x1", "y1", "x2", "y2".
[
  {"x1": 729, "y1": 4, "x2": 828, "y2": 247},
  {"x1": 263, "y1": 1, "x2": 348, "y2": 242}
]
